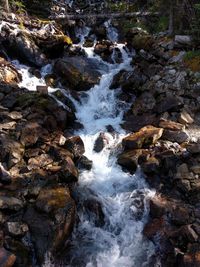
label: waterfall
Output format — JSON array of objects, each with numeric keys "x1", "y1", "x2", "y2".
[
  {"x1": 54, "y1": 43, "x2": 156, "y2": 267},
  {"x1": 0, "y1": 20, "x2": 156, "y2": 267}
]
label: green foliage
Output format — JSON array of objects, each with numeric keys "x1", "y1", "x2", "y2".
[
  {"x1": 184, "y1": 51, "x2": 200, "y2": 61},
  {"x1": 9, "y1": 0, "x2": 26, "y2": 13}
]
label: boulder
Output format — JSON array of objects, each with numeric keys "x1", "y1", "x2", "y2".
[
  {"x1": 155, "y1": 96, "x2": 183, "y2": 114},
  {"x1": 117, "y1": 149, "x2": 148, "y2": 173},
  {"x1": 110, "y1": 69, "x2": 147, "y2": 94},
  {"x1": 63, "y1": 136, "x2": 85, "y2": 158},
  {"x1": 122, "y1": 126, "x2": 163, "y2": 150},
  {"x1": 122, "y1": 114, "x2": 157, "y2": 132},
  {"x1": 20, "y1": 122, "x2": 44, "y2": 147},
  {"x1": 94, "y1": 40, "x2": 115, "y2": 63},
  {"x1": 0, "y1": 58, "x2": 22, "y2": 84},
  {"x1": 0, "y1": 247, "x2": 16, "y2": 267},
  {"x1": 76, "y1": 155, "x2": 93, "y2": 171},
  {"x1": 6, "y1": 222, "x2": 28, "y2": 237},
  {"x1": 59, "y1": 156, "x2": 79, "y2": 183},
  {"x1": 178, "y1": 110, "x2": 194, "y2": 125},
  {"x1": 162, "y1": 130, "x2": 189, "y2": 144},
  {"x1": 159, "y1": 119, "x2": 185, "y2": 131},
  {"x1": 149, "y1": 196, "x2": 168, "y2": 218},
  {"x1": 4, "y1": 31, "x2": 47, "y2": 67},
  {"x1": 131, "y1": 92, "x2": 156, "y2": 115},
  {"x1": 84, "y1": 197, "x2": 105, "y2": 227},
  {"x1": 54, "y1": 56, "x2": 101, "y2": 91},
  {"x1": 93, "y1": 133, "x2": 109, "y2": 153},
  {"x1": 0, "y1": 196, "x2": 24, "y2": 211},
  {"x1": 0, "y1": 134, "x2": 24, "y2": 169},
  {"x1": 24, "y1": 186, "x2": 76, "y2": 264}
]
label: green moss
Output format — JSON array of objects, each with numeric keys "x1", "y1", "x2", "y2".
[{"x1": 17, "y1": 92, "x2": 49, "y2": 109}]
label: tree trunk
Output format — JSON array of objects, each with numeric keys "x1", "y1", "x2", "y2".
[
  {"x1": 4, "y1": 0, "x2": 10, "y2": 12},
  {"x1": 168, "y1": 1, "x2": 174, "y2": 36}
]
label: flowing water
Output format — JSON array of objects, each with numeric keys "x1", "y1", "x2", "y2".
[
  {"x1": 0, "y1": 20, "x2": 156, "y2": 267},
  {"x1": 59, "y1": 44, "x2": 156, "y2": 267}
]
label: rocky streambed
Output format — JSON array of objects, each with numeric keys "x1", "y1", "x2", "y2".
[{"x1": 0, "y1": 11, "x2": 200, "y2": 267}]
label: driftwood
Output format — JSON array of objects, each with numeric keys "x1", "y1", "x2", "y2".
[{"x1": 51, "y1": 12, "x2": 159, "y2": 20}]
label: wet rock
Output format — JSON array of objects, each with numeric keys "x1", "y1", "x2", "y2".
[
  {"x1": 162, "y1": 130, "x2": 189, "y2": 144},
  {"x1": 36, "y1": 85, "x2": 48, "y2": 95},
  {"x1": 84, "y1": 197, "x2": 105, "y2": 227},
  {"x1": 0, "y1": 196, "x2": 24, "y2": 211},
  {"x1": 76, "y1": 155, "x2": 93, "y2": 171},
  {"x1": 150, "y1": 196, "x2": 168, "y2": 218},
  {"x1": 0, "y1": 247, "x2": 16, "y2": 267},
  {"x1": 94, "y1": 40, "x2": 114, "y2": 63},
  {"x1": 118, "y1": 149, "x2": 148, "y2": 173},
  {"x1": 4, "y1": 31, "x2": 47, "y2": 67},
  {"x1": 0, "y1": 164, "x2": 11, "y2": 184},
  {"x1": 0, "y1": 57, "x2": 22, "y2": 84},
  {"x1": 44, "y1": 73, "x2": 57, "y2": 87},
  {"x1": 54, "y1": 56, "x2": 101, "y2": 91},
  {"x1": 64, "y1": 136, "x2": 85, "y2": 158},
  {"x1": 93, "y1": 132, "x2": 109, "y2": 153},
  {"x1": 28, "y1": 67, "x2": 42, "y2": 79},
  {"x1": 6, "y1": 222, "x2": 28, "y2": 237},
  {"x1": 122, "y1": 126, "x2": 163, "y2": 150},
  {"x1": 110, "y1": 69, "x2": 147, "y2": 94}
]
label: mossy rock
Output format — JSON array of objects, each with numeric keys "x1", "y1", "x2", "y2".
[{"x1": 131, "y1": 35, "x2": 154, "y2": 51}]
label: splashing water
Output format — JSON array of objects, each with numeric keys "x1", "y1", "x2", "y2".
[
  {"x1": 55, "y1": 43, "x2": 156, "y2": 267},
  {"x1": 0, "y1": 19, "x2": 156, "y2": 267}
]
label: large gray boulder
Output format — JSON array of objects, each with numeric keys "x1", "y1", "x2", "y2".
[{"x1": 54, "y1": 56, "x2": 102, "y2": 91}]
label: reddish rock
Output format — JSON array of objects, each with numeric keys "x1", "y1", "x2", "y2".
[
  {"x1": 122, "y1": 126, "x2": 163, "y2": 150},
  {"x1": 179, "y1": 251, "x2": 200, "y2": 267},
  {"x1": 118, "y1": 149, "x2": 149, "y2": 173},
  {"x1": 143, "y1": 217, "x2": 165, "y2": 240},
  {"x1": 0, "y1": 247, "x2": 16, "y2": 267},
  {"x1": 36, "y1": 85, "x2": 48, "y2": 95},
  {"x1": 0, "y1": 57, "x2": 22, "y2": 84},
  {"x1": 149, "y1": 196, "x2": 168, "y2": 218},
  {"x1": 20, "y1": 122, "x2": 44, "y2": 147},
  {"x1": 159, "y1": 119, "x2": 185, "y2": 131}
]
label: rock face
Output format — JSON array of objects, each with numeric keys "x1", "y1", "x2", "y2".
[{"x1": 54, "y1": 56, "x2": 101, "y2": 90}]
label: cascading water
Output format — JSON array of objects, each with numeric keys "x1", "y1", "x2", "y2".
[
  {"x1": 54, "y1": 43, "x2": 156, "y2": 267},
  {"x1": 0, "y1": 19, "x2": 156, "y2": 267}
]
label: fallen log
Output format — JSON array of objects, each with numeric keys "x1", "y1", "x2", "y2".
[{"x1": 51, "y1": 12, "x2": 159, "y2": 20}]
